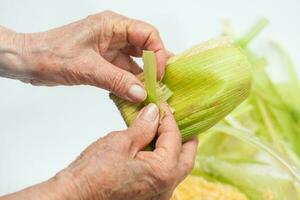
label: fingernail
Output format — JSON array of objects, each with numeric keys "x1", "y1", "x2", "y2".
[
  {"x1": 140, "y1": 103, "x2": 158, "y2": 122},
  {"x1": 128, "y1": 84, "x2": 147, "y2": 102}
]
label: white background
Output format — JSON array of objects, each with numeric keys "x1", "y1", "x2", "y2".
[{"x1": 0, "y1": 0, "x2": 299, "y2": 195}]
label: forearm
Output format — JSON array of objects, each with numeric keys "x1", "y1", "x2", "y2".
[
  {"x1": 0, "y1": 174, "x2": 81, "y2": 200},
  {"x1": 0, "y1": 26, "x2": 29, "y2": 80}
]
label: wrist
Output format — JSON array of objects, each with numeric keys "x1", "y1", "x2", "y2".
[
  {"x1": 42, "y1": 172, "x2": 83, "y2": 200},
  {"x1": 25, "y1": 171, "x2": 86, "y2": 200},
  {"x1": 0, "y1": 27, "x2": 27, "y2": 79},
  {"x1": 51, "y1": 170, "x2": 88, "y2": 200},
  {"x1": 0, "y1": 27, "x2": 47, "y2": 82},
  {"x1": 59, "y1": 166, "x2": 107, "y2": 200},
  {"x1": 1, "y1": 171, "x2": 80, "y2": 200}
]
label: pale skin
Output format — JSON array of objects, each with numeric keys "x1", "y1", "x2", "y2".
[{"x1": 0, "y1": 11, "x2": 198, "y2": 200}]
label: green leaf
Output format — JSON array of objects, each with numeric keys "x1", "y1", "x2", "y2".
[
  {"x1": 236, "y1": 18, "x2": 268, "y2": 47},
  {"x1": 142, "y1": 50, "x2": 157, "y2": 104},
  {"x1": 193, "y1": 155, "x2": 300, "y2": 200}
]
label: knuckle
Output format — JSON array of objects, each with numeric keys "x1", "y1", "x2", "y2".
[
  {"x1": 92, "y1": 10, "x2": 126, "y2": 22},
  {"x1": 133, "y1": 19, "x2": 159, "y2": 33},
  {"x1": 148, "y1": 161, "x2": 177, "y2": 188},
  {"x1": 85, "y1": 14, "x2": 97, "y2": 23},
  {"x1": 87, "y1": 10, "x2": 115, "y2": 20},
  {"x1": 109, "y1": 130, "x2": 133, "y2": 146},
  {"x1": 106, "y1": 131, "x2": 122, "y2": 139},
  {"x1": 151, "y1": 26, "x2": 159, "y2": 35},
  {"x1": 141, "y1": 21, "x2": 158, "y2": 31},
  {"x1": 100, "y1": 10, "x2": 116, "y2": 16},
  {"x1": 157, "y1": 170, "x2": 177, "y2": 188},
  {"x1": 144, "y1": 23, "x2": 160, "y2": 37},
  {"x1": 118, "y1": 132, "x2": 133, "y2": 145},
  {"x1": 102, "y1": 131, "x2": 133, "y2": 153},
  {"x1": 109, "y1": 71, "x2": 129, "y2": 92}
]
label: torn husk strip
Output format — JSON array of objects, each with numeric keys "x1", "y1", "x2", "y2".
[
  {"x1": 110, "y1": 37, "x2": 252, "y2": 141},
  {"x1": 110, "y1": 74, "x2": 173, "y2": 125},
  {"x1": 142, "y1": 50, "x2": 158, "y2": 104},
  {"x1": 142, "y1": 50, "x2": 170, "y2": 121}
]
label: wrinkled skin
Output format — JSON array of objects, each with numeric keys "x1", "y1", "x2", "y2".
[
  {"x1": 64, "y1": 104, "x2": 198, "y2": 200},
  {"x1": 1, "y1": 104, "x2": 198, "y2": 200},
  {"x1": 0, "y1": 11, "x2": 198, "y2": 200},
  {"x1": 1, "y1": 11, "x2": 168, "y2": 102}
]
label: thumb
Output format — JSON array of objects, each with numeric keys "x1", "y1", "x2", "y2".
[
  {"x1": 98, "y1": 59, "x2": 146, "y2": 102},
  {"x1": 125, "y1": 103, "x2": 159, "y2": 154}
]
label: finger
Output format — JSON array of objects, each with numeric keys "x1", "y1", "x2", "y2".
[
  {"x1": 88, "y1": 53, "x2": 146, "y2": 102},
  {"x1": 102, "y1": 61, "x2": 145, "y2": 102},
  {"x1": 177, "y1": 137, "x2": 199, "y2": 181},
  {"x1": 126, "y1": 20, "x2": 167, "y2": 80},
  {"x1": 121, "y1": 45, "x2": 143, "y2": 57},
  {"x1": 154, "y1": 103, "x2": 182, "y2": 160},
  {"x1": 157, "y1": 190, "x2": 175, "y2": 200},
  {"x1": 155, "y1": 49, "x2": 167, "y2": 80},
  {"x1": 125, "y1": 103, "x2": 159, "y2": 155},
  {"x1": 166, "y1": 50, "x2": 175, "y2": 58},
  {"x1": 110, "y1": 51, "x2": 143, "y2": 75},
  {"x1": 159, "y1": 50, "x2": 174, "y2": 81}
]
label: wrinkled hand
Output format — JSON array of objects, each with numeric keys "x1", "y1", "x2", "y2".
[
  {"x1": 18, "y1": 11, "x2": 168, "y2": 102},
  {"x1": 56, "y1": 103, "x2": 198, "y2": 200}
]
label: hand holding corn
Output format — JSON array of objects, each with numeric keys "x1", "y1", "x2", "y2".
[
  {"x1": 1, "y1": 104, "x2": 198, "y2": 200},
  {"x1": 0, "y1": 10, "x2": 199, "y2": 199},
  {"x1": 0, "y1": 8, "x2": 253, "y2": 200},
  {"x1": 0, "y1": 10, "x2": 168, "y2": 102}
]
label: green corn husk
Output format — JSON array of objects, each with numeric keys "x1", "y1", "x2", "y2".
[
  {"x1": 110, "y1": 37, "x2": 252, "y2": 141},
  {"x1": 189, "y1": 19, "x2": 300, "y2": 200}
]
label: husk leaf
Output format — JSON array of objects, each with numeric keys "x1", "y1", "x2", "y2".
[{"x1": 110, "y1": 37, "x2": 252, "y2": 141}]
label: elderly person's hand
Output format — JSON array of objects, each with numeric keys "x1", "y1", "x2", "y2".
[
  {"x1": 0, "y1": 11, "x2": 168, "y2": 102},
  {"x1": 2, "y1": 104, "x2": 198, "y2": 200},
  {"x1": 64, "y1": 103, "x2": 197, "y2": 200},
  {"x1": 0, "y1": 11, "x2": 198, "y2": 200}
]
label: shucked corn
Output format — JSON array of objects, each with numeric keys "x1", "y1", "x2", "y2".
[{"x1": 171, "y1": 175, "x2": 248, "y2": 200}]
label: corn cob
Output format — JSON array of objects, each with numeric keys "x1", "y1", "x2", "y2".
[
  {"x1": 110, "y1": 37, "x2": 252, "y2": 141},
  {"x1": 171, "y1": 175, "x2": 249, "y2": 200}
]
